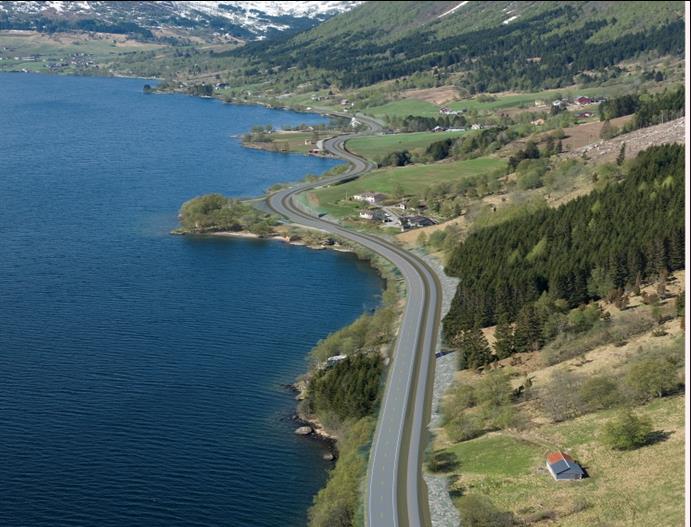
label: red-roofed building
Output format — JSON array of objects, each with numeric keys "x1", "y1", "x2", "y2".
[
  {"x1": 575, "y1": 96, "x2": 594, "y2": 105},
  {"x1": 546, "y1": 451, "x2": 585, "y2": 480}
]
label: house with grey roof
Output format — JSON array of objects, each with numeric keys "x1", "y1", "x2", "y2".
[{"x1": 546, "y1": 451, "x2": 585, "y2": 480}]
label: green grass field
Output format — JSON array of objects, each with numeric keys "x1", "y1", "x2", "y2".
[
  {"x1": 362, "y1": 99, "x2": 440, "y2": 119},
  {"x1": 444, "y1": 435, "x2": 543, "y2": 476},
  {"x1": 346, "y1": 130, "x2": 466, "y2": 161},
  {"x1": 309, "y1": 157, "x2": 504, "y2": 217},
  {"x1": 448, "y1": 92, "x2": 549, "y2": 111}
]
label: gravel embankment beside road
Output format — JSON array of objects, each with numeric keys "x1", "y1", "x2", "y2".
[{"x1": 414, "y1": 250, "x2": 461, "y2": 527}]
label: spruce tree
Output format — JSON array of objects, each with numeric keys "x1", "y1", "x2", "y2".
[
  {"x1": 627, "y1": 248, "x2": 644, "y2": 284},
  {"x1": 459, "y1": 326, "x2": 492, "y2": 370},
  {"x1": 616, "y1": 142, "x2": 626, "y2": 166},
  {"x1": 647, "y1": 238, "x2": 667, "y2": 275},
  {"x1": 514, "y1": 304, "x2": 543, "y2": 353},
  {"x1": 609, "y1": 254, "x2": 627, "y2": 289},
  {"x1": 494, "y1": 315, "x2": 515, "y2": 359},
  {"x1": 669, "y1": 229, "x2": 684, "y2": 270}
]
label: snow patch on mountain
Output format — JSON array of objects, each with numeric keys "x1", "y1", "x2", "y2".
[
  {"x1": 438, "y1": 1, "x2": 468, "y2": 19},
  {"x1": 0, "y1": 1, "x2": 362, "y2": 38}
]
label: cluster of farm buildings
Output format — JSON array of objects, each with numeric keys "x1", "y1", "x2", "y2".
[{"x1": 352, "y1": 192, "x2": 437, "y2": 231}]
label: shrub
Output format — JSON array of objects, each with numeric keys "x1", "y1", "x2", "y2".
[
  {"x1": 446, "y1": 383, "x2": 477, "y2": 413},
  {"x1": 446, "y1": 413, "x2": 484, "y2": 442},
  {"x1": 448, "y1": 474, "x2": 465, "y2": 497},
  {"x1": 516, "y1": 159, "x2": 547, "y2": 190},
  {"x1": 380, "y1": 150, "x2": 411, "y2": 167},
  {"x1": 567, "y1": 304, "x2": 605, "y2": 334},
  {"x1": 625, "y1": 357, "x2": 681, "y2": 401},
  {"x1": 457, "y1": 495, "x2": 515, "y2": 527},
  {"x1": 540, "y1": 370, "x2": 585, "y2": 422},
  {"x1": 603, "y1": 411, "x2": 653, "y2": 450},
  {"x1": 308, "y1": 418, "x2": 374, "y2": 527},
  {"x1": 428, "y1": 451, "x2": 459, "y2": 473},
  {"x1": 579, "y1": 375, "x2": 622, "y2": 411},
  {"x1": 426, "y1": 138, "x2": 454, "y2": 161},
  {"x1": 641, "y1": 292, "x2": 659, "y2": 305},
  {"x1": 475, "y1": 370, "x2": 513, "y2": 409},
  {"x1": 487, "y1": 404, "x2": 517, "y2": 431}
]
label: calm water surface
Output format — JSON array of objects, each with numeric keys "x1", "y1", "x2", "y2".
[{"x1": 0, "y1": 73, "x2": 383, "y2": 526}]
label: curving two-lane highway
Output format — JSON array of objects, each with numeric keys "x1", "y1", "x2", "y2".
[{"x1": 265, "y1": 115, "x2": 442, "y2": 527}]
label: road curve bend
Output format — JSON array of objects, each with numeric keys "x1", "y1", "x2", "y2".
[{"x1": 265, "y1": 115, "x2": 442, "y2": 527}]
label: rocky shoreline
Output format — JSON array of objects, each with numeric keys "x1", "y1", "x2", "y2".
[
  {"x1": 175, "y1": 228, "x2": 355, "y2": 253},
  {"x1": 283, "y1": 383, "x2": 339, "y2": 462},
  {"x1": 241, "y1": 141, "x2": 335, "y2": 158}
]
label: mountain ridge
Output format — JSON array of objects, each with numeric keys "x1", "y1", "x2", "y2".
[{"x1": 0, "y1": 1, "x2": 361, "y2": 40}]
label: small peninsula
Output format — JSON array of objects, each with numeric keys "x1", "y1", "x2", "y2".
[{"x1": 173, "y1": 193, "x2": 276, "y2": 237}]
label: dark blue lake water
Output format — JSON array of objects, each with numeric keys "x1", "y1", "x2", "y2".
[{"x1": 0, "y1": 73, "x2": 382, "y2": 526}]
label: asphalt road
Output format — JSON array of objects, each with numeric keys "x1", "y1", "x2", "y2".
[{"x1": 265, "y1": 115, "x2": 442, "y2": 527}]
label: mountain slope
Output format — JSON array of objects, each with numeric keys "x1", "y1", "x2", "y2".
[
  {"x1": 241, "y1": 1, "x2": 684, "y2": 90},
  {"x1": 0, "y1": 1, "x2": 361, "y2": 41}
]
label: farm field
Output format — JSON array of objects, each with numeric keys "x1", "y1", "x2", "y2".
[
  {"x1": 308, "y1": 157, "x2": 504, "y2": 218},
  {"x1": 361, "y1": 98, "x2": 440, "y2": 119},
  {"x1": 346, "y1": 130, "x2": 466, "y2": 161},
  {"x1": 359, "y1": 82, "x2": 644, "y2": 121},
  {"x1": 0, "y1": 30, "x2": 162, "y2": 72}
]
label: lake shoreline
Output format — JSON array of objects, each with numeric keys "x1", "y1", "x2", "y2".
[
  {"x1": 2, "y1": 72, "x2": 372, "y2": 526},
  {"x1": 242, "y1": 141, "x2": 335, "y2": 158},
  {"x1": 160, "y1": 88, "x2": 396, "y2": 519},
  {"x1": 173, "y1": 229, "x2": 356, "y2": 253}
]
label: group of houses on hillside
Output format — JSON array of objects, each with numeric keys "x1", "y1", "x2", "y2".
[
  {"x1": 353, "y1": 192, "x2": 387, "y2": 204},
  {"x1": 352, "y1": 192, "x2": 436, "y2": 230},
  {"x1": 547, "y1": 95, "x2": 607, "y2": 111},
  {"x1": 358, "y1": 208, "x2": 386, "y2": 221}
]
